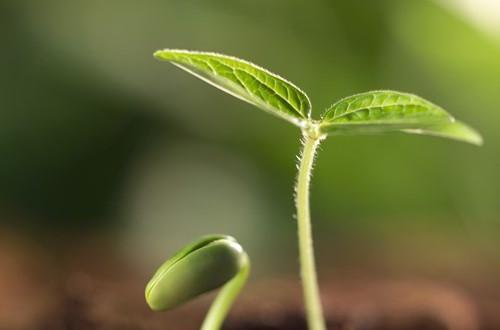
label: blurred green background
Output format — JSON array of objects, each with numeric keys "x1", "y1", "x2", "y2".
[{"x1": 1, "y1": 0, "x2": 499, "y2": 287}]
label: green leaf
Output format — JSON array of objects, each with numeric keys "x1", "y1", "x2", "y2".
[
  {"x1": 319, "y1": 90, "x2": 482, "y2": 145},
  {"x1": 401, "y1": 121, "x2": 483, "y2": 145},
  {"x1": 154, "y1": 49, "x2": 311, "y2": 126}
]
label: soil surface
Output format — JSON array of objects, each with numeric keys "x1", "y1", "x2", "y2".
[{"x1": 0, "y1": 230, "x2": 498, "y2": 330}]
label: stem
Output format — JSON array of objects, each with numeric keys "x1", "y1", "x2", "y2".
[
  {"x1": 295, "y1": 129, "x2": 326, "y2": 330},
  {"x1": 201, "y1": 254, "x2": 250, "y2": 330}
]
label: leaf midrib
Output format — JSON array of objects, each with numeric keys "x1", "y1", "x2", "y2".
[
  {"x1": 207, "y1": 57, "x2": 307, "y2": 119},
  {"x1": 325, "y1": 97, "x2": 438, "y2": 122},
  {"x1": 171, "y1": 52, "x2": 308, "y2": 119}
]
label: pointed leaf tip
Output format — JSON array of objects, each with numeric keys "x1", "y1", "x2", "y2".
[{"x1": 403, "y1": 120, "x2": 483, "y2": 146}]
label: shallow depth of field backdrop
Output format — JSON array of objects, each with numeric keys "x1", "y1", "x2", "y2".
[{"x1": 1, "y1": 0, "x2": 499, "y2": 328}]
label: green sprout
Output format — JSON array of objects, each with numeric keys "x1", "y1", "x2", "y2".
[
  {"x1": 145, "y1": 235, "x2": 250, "y2": 330},
  {"x1": 150, "y1": 49, "x2": 482, "y2": 330}
]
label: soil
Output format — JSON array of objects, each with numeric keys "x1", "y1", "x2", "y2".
[{"x1": 0, "y1": 230, "x2": 499, "y2": 330}]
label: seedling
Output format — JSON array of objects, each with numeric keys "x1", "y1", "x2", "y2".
[
  {"x1": 146, "y1": 49, "x2": 482, "y2": 330},
  {"x1": 146, "y1": 235, "x2": 249, "y2": 330}
]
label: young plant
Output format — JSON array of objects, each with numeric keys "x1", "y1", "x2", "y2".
[
  {"x1": 145, "y1": 235, "x2": 250, "y2": 330},
  {"x1": 150, "y1": 49, "x2": 482, "y2": 330}
]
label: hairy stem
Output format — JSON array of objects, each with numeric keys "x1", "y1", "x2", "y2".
[
  {"x1": 295, "y1": 129, "x2": 326, "y2": 330},
  {"x1": 201, "y1": 254, "x2": 250, "y2": 330}
]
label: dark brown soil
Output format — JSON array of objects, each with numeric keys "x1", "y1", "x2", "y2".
[{"x1": 0, "y1": 230, "x2": 499, "y2": 330}]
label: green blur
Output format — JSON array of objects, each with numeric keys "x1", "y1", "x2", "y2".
[{"x1": 0, "y1": 0, "x2": 498, "y2": 278}]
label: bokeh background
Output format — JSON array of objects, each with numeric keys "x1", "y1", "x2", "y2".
[{"x1": 1, "y1": 0, "x2": 499, "y2": 329}]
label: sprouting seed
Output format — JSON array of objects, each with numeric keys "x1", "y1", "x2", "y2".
[{"x1": 145, "y1": 235, "x2": 250, "y2": 330}]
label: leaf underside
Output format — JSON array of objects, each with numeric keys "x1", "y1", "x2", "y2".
[
  {"x1": 320, "y1": 91, "x2": 482, "y2": 145},
  {"x1": 154, "y1": 49, "x2": 311, "y2": 126}
]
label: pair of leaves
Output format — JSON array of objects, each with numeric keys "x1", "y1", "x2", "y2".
[{"x1": 154, "y1": 49, "x2": 482, "y2": 145}]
